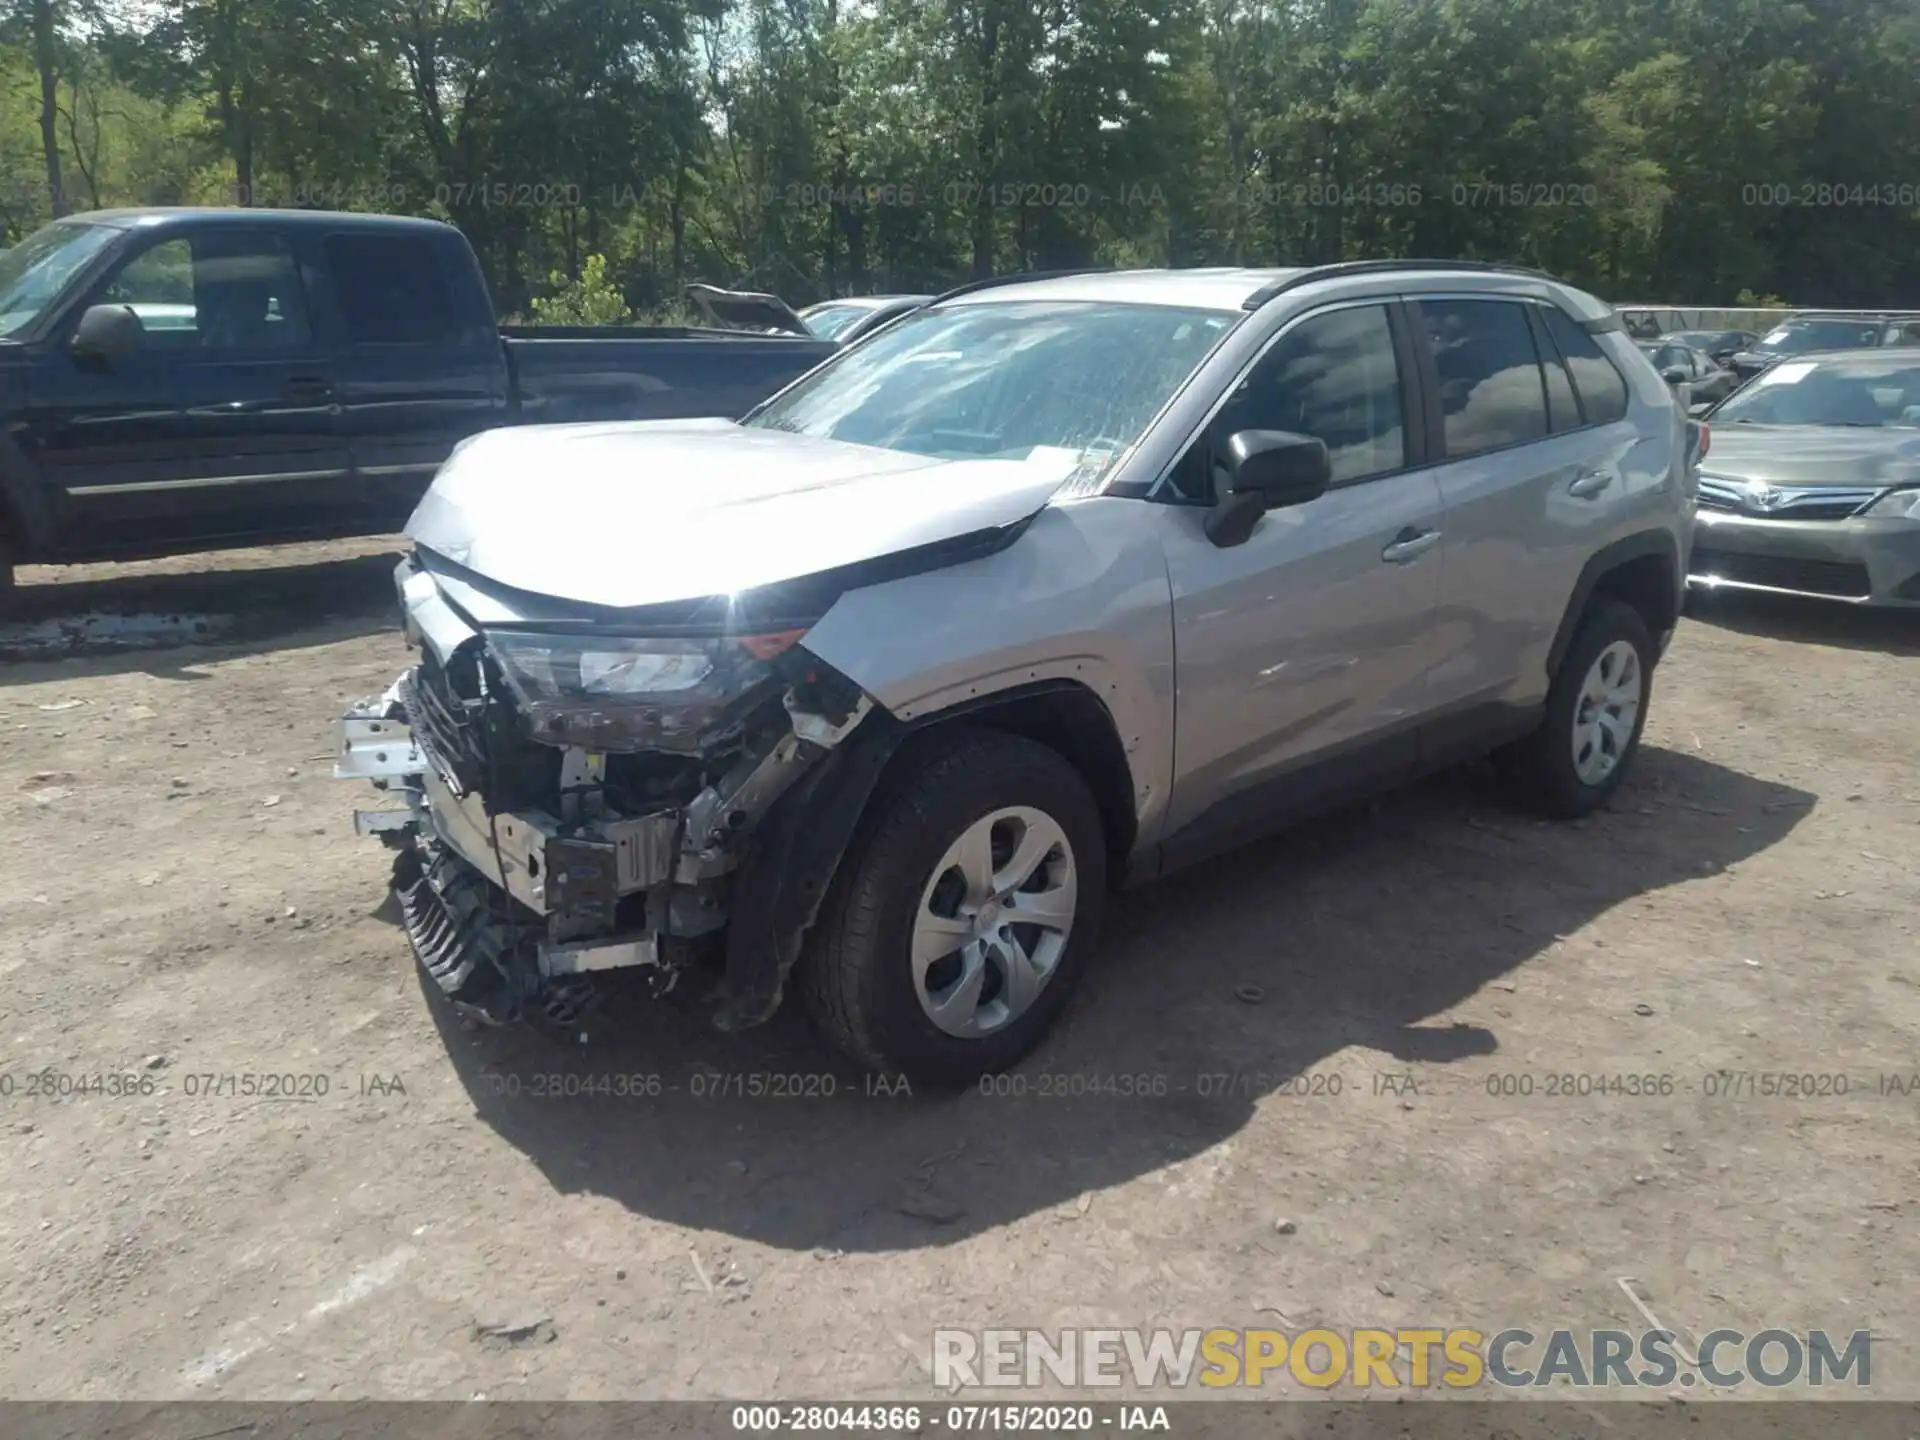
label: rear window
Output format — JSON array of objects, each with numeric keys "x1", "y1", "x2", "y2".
[
  {"x1": 324, "y1": 233, "x2": 456, "y2": 344},
  {"x1": 1542, "y1": 307, "x2": 1629, "y2": 425}
]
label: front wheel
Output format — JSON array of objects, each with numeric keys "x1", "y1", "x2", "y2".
[
  {"x1": 799, "y1": 728, "x2": 1108, "y2": 1087},
  {"x1": 1501, "y1": 599, "x2": 1654, "y2": 818}
]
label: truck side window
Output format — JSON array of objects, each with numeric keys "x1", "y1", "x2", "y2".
[
  {"x1": 324, "y1": 234, "x2": 456, "y2": 345},
  {"x1": 99, "y1": 233, "x2": 312, "y2": 350},
  {"x1": 1165, "y1": 303, "x2": 1406, "y2": 502}
]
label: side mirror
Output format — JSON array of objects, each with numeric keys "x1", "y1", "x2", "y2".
[
  {"x1": 71, "y1": 304, "x2": 144, "y2": 364},
  {"x1": 1659, "y1": 365, "x2": 1688, "y2": 387},
  {"x1": 1204, "y1": 429, "x2": 1332, "y2": 548},
  {"x1": 1687, "y1": 400, "x2": 1714, "y2": 419},
  {"x1": 1710, "y1": 350, "x2": 1735, "y2": 365}
]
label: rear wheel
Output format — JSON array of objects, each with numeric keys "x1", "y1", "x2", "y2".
[
  {"x1": 1501, "y1": 599, "x2": 1654, "y2": 818},
  {"x1": 799, "y1": 728, "x2": 1107, "y2": 1087}
]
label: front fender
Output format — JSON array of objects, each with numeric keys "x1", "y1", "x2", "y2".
[{"x1": 800, "y1": 494, "x2": 1176, "y2": 854}]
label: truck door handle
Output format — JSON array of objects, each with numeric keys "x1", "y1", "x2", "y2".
[
  {"x1": 1569, "y1": 469, "x2": 1614, "y2": 498},
  {"x1": 285, "y1": 377, "x2": 332, "y2": 403},
  {"x1": 1381, "y1": 527, "x2": 1441, "y2": 563}
]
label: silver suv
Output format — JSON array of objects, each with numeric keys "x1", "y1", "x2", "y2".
[{"x1": 337, "y1": 261, "x2": 1694, "y2": 1086}]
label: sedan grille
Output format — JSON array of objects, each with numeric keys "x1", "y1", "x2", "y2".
[
  {"x1": 1697, "y1": 476, "x2": 1882, "y2": 520},
  {"x1": 1690, "y1": 547, "x2": 1872, "y2": 598}
]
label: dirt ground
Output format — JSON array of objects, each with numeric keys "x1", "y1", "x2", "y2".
[{"x1": 0, "y1": 539, "x2": 1916, "y2": 1406}]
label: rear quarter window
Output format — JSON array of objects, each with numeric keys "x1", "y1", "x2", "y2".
[
  {"x1": 1542, "y1": 307, "x2": 1630, "y2": 425},
  {"x1": 324, "y1": 233, "x2": 457, "y2": 344}
]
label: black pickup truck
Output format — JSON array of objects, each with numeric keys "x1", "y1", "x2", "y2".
[{"x1": 0, "y1": 208, "x2": 838, "y2": 589}]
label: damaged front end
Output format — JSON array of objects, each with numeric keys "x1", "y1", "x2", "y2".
[{"x1": 338, "y1": 553, "x2": 896, "y2": 1030}]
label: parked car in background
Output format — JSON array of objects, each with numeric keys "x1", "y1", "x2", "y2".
[
  {"x1": 1638, "y1": 339, "x2": 1741, "y2": 407},
  {"x1": 0, "y1": 209, "x2": 837, "y2": 592},
  {"x1": 337, "y1": 259, "x2": 1692, "y2": 1083},
  {"x1": 798, "y1": 294, "x2": 933, "y2": 343},
  {"x1": 688, "y1": 284, "x2": 931, "y2": 345},
  {"x1": 1660, "y1": 329, "x2": 1759, "y2": 365},
  {"x1": 1725, "y1": 313, "x2": 1920, "y2": 383},
  {"x1": 1690, "y1": 350, "x2": 1920, "y2": 606}
]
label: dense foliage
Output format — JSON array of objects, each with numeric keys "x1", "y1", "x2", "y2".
[{"x1": 4, "y1": 0, "x2": 1918, "y2": 316}]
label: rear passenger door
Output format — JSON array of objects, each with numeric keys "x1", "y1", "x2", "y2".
[
  {"x1": 317, "y1": 231, "x2": 507, "y2": 529},
  {"x1": 1412, "y1": 295, "x2": 1636, "y2": 732}
]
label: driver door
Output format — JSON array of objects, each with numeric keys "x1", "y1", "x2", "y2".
[
  {"x1": 1148, "y1": 300, "x2": 1445, "y2": 862},
  {"x1": 28, "y1": 228, "x2": 352, "y2": 554}
]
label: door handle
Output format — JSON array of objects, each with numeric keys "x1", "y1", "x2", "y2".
[
  {"x1": 1381, "y1": 527, "x2": 1441, "y2": 563},
  {"x1": 285, "y1": 377, "x2": 332, "y2": 403},
  {"x1": 1569, "y1": 469, "x2": 1614, "y2": 498}
]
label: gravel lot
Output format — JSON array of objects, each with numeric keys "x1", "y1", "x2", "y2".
[{"x1": 1, "y1": 541, "x2": 1916, "y2": 1405}]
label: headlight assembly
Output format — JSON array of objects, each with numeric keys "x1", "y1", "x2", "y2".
[
  {"x1": 488, "y1": 629, "x2": 808, "y2": 753},
  {"x1": 1863, "y1": 487, "x2": 1920, "y2": 520}
]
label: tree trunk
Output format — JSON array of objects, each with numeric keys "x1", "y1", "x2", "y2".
[
  {"x1": 670, "y1": 164, "x2": 688, "y2": 287},
  {"x1": 33, "y1": 0, "x2": 65, "y2": 217},
  {"x1": 970, "y1": 8, "x2": 1002, "y2": 277}
]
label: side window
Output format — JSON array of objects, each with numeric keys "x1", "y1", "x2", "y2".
[
  {"x1": 1215, "y1": 304, "x2": 1407, "y2": 488},
  {"x1": 98, "y1": 233, "x2": 312, "y2": 350},
  {"x1": 1418, "y1": 298, "x2": 1548, "y2": 457},
  {"x1": 1542, "y1": 306, "x2": 1629, "y2": 425},
  {"x1": 1527, "y1": 308, "x2": 1580, "y2": 433},
  {"x1": 324, "y1": 234, "x2": 456, "y2": 344},
  {"x1": 101, "y1": 239, "x2": 196, "y2": 348}
]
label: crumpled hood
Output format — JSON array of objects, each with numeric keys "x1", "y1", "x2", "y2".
[
  {"x1": 404, "y1": 418, "x2": 1085, "y2": 609},
  {"x1": 1703, "y1": 425, "x2": 1920, "y2": 487}
]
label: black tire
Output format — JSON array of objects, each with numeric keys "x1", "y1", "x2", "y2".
[
  {"x1": 799, "y1": 727, "x2": 1108, "y2": 1088},
  {"x1": 1501, "y1": 598, "x2": 1654, "y2": 819}
]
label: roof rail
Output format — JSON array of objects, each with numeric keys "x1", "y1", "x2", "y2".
[
  {"x1": 927, "y1": 267, "x2": 1112, "y2": 306},
  {"x1": 1241, "y1": 258, "x2": 1561, "y2": 312}
]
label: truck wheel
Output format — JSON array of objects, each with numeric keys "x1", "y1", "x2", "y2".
[
  {"x1": 800, "y1": 728, "x2": 1107, "y2": 1088},
  {"x1": 1502, "y1": 599, "x2": 1654, "y2": 819}
]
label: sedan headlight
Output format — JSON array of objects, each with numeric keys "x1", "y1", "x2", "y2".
[
  {"x1": 1862, "y1": 487, "x2": 1920, "y2": 520},
  {"x1": 488, "y1": 629, "x2": 807, "y2": 753}
]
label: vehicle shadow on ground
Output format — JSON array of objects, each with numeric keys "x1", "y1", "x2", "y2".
[
  {"x1": 1687, "y1": 590, "x2": 1920, "y2": 655},
  {"x1": 0, "y1": 548, "x2": 404, "y2": 680},
  {"x1": 429, "y1": 746, "x2": 1814, "y2": 1252}
]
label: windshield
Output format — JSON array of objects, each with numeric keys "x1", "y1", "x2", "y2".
[
  {"x1": 0, "y1": 221, "x2": 120, "y2": 338},
  {"x1": 1753, "y1": 320, "x2": 1881, "y2": 355},
  {"x1": 800, "y1": 302, "x2": 873, "y2": 340},
  {"x1": 1712, "y1": 361, "x2": 1920, "y2": 427},
  {"x1": 748, "y1": 300, "x2": 1235, "y2": 468}
]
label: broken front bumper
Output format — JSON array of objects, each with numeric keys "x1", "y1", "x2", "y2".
[
  {"x1": 337, "y1": 649, "x2": 889, "y2": 1029},
  {"x1": 338, "y1": 686, "x2": 682, "y2": 1016}
]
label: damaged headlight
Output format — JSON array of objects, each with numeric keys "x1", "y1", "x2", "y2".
[{"x1": 488, "y1": 629, "x2": 807, "y2": 754}]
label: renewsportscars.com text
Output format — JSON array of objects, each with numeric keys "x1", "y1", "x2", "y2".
[{"x1": 932, "y1": 1327, "x2": 1874, "y2": 1390}]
